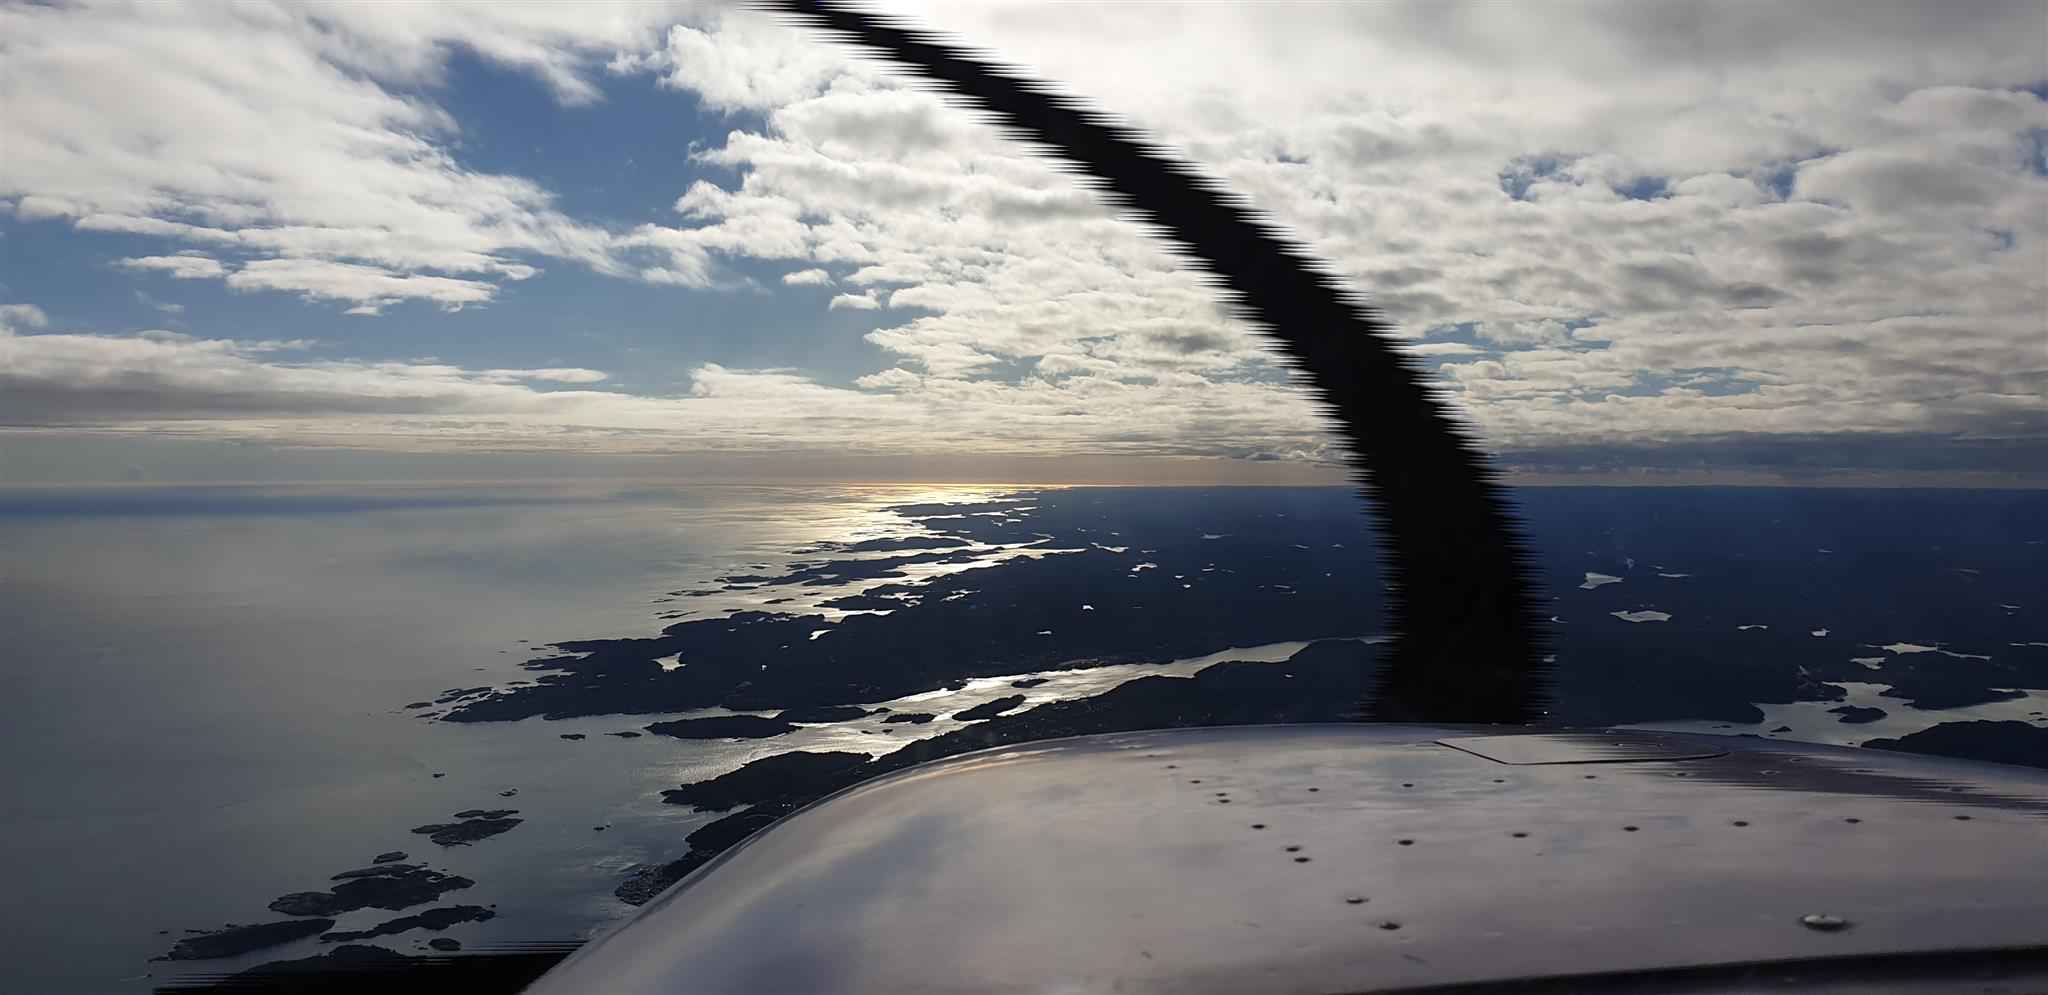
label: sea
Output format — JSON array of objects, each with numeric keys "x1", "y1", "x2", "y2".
[{"x1": 1, "y1": 482, "x2": 2042, "y2": 992}]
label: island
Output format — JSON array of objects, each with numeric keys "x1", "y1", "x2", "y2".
[
  {"x1": 1864, "y1": 720, "x2": 2048, "y2": 769},
  {"x1": 319, "y1": 905, "x2": 495, "y2": 943},
  {"x1": 154, "y1": 919, "x2": 335, "y2": 961},
  {"x1": 660, "y1": 751, "x2": 873, "y2": 812},
  {"x1": 411, "y1": 811, "x2": 524, "y2": 846},
  {"x1": 268, "y1": 865, "x2": 474, "y2": 916},
  {"x1": 643, "y1": 715, "x2": 799, "y2": 739},
  {"x1": 953, "y1": 695, "x2": 1027, "y2": 721},
  {"x1": 774, "y1": 704, "x2": 874, "y2": 724}
]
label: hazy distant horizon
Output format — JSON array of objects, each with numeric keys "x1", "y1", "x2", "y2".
[{"x1": 3, "y1": 435, "x2": 2042, "y2": 491}]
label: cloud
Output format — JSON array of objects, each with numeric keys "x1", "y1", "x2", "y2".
[
  {"x1": 477, "y1": 368, "x2": 611, "y2": 384},
  {"x1": 1402, "y1": 342, "x2": 1485, "y2": 357},
  {"x1": 0, "y1": 324, "x2": 1334, "y2": 460},
  {"x1": 0, "y1": 303, "x2": 48, "y2": 329},
  {"x1": 3, "y1": 3, "x2": 2043, "y2": 476},
  {"x1": 222, "y1": 259, "x2": 498, "y2": 312},
  {"x1": 133, "y1": 291, "x2": 185, "y2": 315},
  {"x1": 614, "y1": 8, "x2": 879, "y2": 113},
  {"x1": 1502, "y1": 435, "x2": 2048, "y2": 480},
  {"x1": 119, "y1": 255, "x2": 228, "y2": 280},
  {"x1": 607, "y1": 3, "x2": 2045, "y2": 471},
  {"x1": 827, "y1": 291, "x2": 881, "y2": 310},
  {"x1": 0, "y1": 2, "x2": 683, "y2": 308}
]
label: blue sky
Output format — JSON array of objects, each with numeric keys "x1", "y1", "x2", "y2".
[
  {"x1": 1, "y1": 2, "x2": 2043, "y2": 485},
  {"x1": 2, "y1": 49, "x2": 896, "y2": 396}
]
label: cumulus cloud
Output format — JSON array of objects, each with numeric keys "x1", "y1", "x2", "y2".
[
  {"x1": 0, "y1": 304, "x2": 49, "y2": 329},
  {"x1": 3, "y1": 3, "x2": 2044, "y2": 476},
  {"x1": 613, "y1": 6, "x2": 883, "y2": 113},
  {"x1": 827, "y1": 291, "x2": 881, "y2": 310},
  {"x1": 607, "y1": 2, "x2": 2046, "y2": 471},
  {"x1": 119, "y1": 255, "x2": 228, "y2": 280},
  {"x1": 477, "y1": 368, "x2": 612, "y2": 384},
  {"x1": 0, "y1": 2, "x2": 686, "y2": 308},
  {"x1": 223, "y1": 259, "x2": 499, "y2": 312},
  {"x1": 0, "y1": 325, "x2": 1331, "y2": 458}
]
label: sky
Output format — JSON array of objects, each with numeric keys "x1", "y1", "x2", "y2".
[{"x1": 1, "y1": 1, "x2": 2043, "y2": 486}]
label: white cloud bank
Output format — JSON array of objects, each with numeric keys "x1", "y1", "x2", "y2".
[
  {"x1": 0, "y1": 318, "x2": 1331, "y2": 461},
  {"x1": 3, "y1": 3, "x2": 2044, "y2": 474},
  {"x1": 0, "y1": 1, "x2": 689, "y2": 308},
  {"x1": 612, "y1": 3, "x2": 2048, "y2": 470}
]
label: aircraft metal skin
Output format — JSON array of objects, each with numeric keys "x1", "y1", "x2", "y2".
[{"x1": 528, "y1": 725, "x2": 2048, "y2": 993}]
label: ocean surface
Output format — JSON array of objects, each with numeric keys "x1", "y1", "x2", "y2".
[{"x1": 1, "y1": 483, "x2": 2043, "y2": 992}]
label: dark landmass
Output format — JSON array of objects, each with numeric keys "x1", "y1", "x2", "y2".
[
  {"x1": 154, "y1": 942, "x2": 580, "y2": 994},
  {"x1": 319, "y1": 905, "x2": 494, "y2": 943},
  {"x1": 163, "y1": 943, "x2": 407, "y2": 986},
  {"x1": 428, "y1": 938, "x2": 462, "y2": 952},
  {"x1": 559, "y1": 733, "x2": 585, "y2": 740},
  {"x1": 1011, "y1": 677, "x2": 1050, "y2": 688},
  {"x1": 347, "y1": 489, "x2": 2048, "y2": 915},
  {"x1": 660, "y1": 751, "x2": 874, "y2": 811},
  {"x1": 521, "y1": 655, "x2": 583, "y2": 672},
  {"x1": 643, "y1": 715, "x2": 798, "y2": 739},
  {"x1": 1864, "y1": 720, "x2": 2048, "y2": 769},
  {"x1": 1869, "y1": 650, "x2": 2042, "y2": 710},
  {"x1": 609, "y1": 731, "x2": 640, "y2": 738},
  {"x1": 332, "y1": 863, "x2": 423, "y2": 879},
  {"x1": 1829, "y1": 705, "x2": 1887, "y2": 724},
  {"x1": 714, "y1": 548, "x2": 981, "y2": 590},
  {"x1": 371, "y1": 852, "x2": 407, "y2": 865},
  {"x1": 839, "y1": 535, "x2": 974, "y2": 553},
  {"x1": 1879, "y1": 678, "x2": 2029, "y2": 710},
  {"x1": 404, "y1": 702, "x2": 431, "y2": 710},
  {"x1": 442, "y1": 492, "x2": 1394, "y2": 724},
  {"x1": 411, "y1": 814, "x2": 523, "y2": 847},
  {"x1": 446, "y1": 490, "x2": 2047, "y2": 740},
  {"x1": 774, "y1": 704, "x2": 874, "y2": 723},
  {"x1": 155, "y1": 919, "x2": 335, "y2": 961},
  {"x1": 881, "y1": 712, "x2": 935, "y2": 724},
  {"x1": 1771, "y1": 725, "x2": 1793, "y2": 733},
  {"x1": 434, "y1": 687, "x2": 494, "y2": 707},
  {"x1": 268, "y1": 866, "x2": 473, "y2": 917},
  {"x1": 619, "y1": 640, "x2": 1368, "y2": 904},
  {"x1": 498, "y1": 789, "x2": 517, "y2": 797},
  {"x1": 953, "y1": 695, "x2": 1027, "y2": 721},
  {"x1": 451, "y1": 809, "x2": 516, "y2": 820}
]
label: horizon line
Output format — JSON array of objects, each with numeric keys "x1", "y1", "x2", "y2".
[{"x1": 2, "y1": 474, "x2": 2043, "y2": 491}]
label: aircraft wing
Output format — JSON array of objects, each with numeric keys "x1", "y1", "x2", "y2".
[{"x1": 529, "y1": 724, "x2": 2048, "y2": 993}]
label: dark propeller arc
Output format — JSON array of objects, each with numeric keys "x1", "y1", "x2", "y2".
[{"x1": 775, "y1": 0, "x2": 1551, "y2": 723}]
